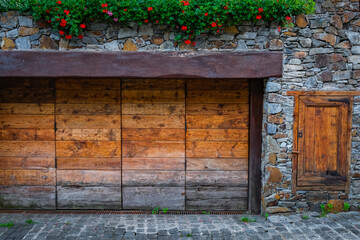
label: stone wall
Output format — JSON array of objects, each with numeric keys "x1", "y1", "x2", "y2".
[{"x1": 1, "y1": 0, "x2": 360, "y2": 213}]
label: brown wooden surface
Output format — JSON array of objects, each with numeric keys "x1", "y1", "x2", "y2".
[
  {"x1": 122, "y1": 79, "x2": 185, "y2": 210},
  {"x1": 293, "y1": 95, "x2": 352, "y2": 192},
  {"x1": 0, "y1": 51, "x2": 283, "y2": 79},
  {"x1": 0, "y1": 186, "x2": 56, "y2": 209},
  {"x1": 185, "y1": 79, "x2": 249, "y2": 211},
  {"x1": 55, "y1": 79, "x2": 121, "y2": 208},
  {"x1": 122, "y1": 187, "x2": 185, "y2": 210},
  {"x1": 287, "y1": 91, "x2": 360, "y2": 96},
  {"x1": 0, "y1": 78, "x2": 56, "y2": 210},
  {"x1": 57, "y1": 186, "x2": 122, "y2": 209},
  {"x1": 248, "y1": 79, "x2": 263, "y2": 214}
]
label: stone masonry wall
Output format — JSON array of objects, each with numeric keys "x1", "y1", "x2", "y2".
[{"x1": 1, "y1": 0, "x2": 360, "y2": 213}]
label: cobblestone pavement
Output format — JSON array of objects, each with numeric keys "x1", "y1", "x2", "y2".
[{"x1": 0, "y1": 211, "x2": 359, "y2": 240}]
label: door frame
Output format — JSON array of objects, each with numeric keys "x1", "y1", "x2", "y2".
[{"x1": 0, "y1": 51, "x2": 283, "y2": 214}]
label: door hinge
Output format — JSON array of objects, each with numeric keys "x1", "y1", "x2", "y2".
[{"x1": 298, "y1": 131, "x2": 303, "y2": 138}]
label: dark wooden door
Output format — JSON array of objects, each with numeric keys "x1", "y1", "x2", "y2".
[{"x1": 296, "y1": 96, "x2": 350, "y2": 190}]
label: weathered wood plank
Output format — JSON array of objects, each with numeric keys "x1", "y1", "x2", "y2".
[
  {"x1": 0, "y1": 89, "x2": 54, "y2": 103},
  {"x1": 122, "y1": 187, "x2": 185, "y2": 210},
  {"x1": 0, "y1": 51, "x2": 283, "y2": 79},
  {"x1": 186, "y1": 79, "x2": 249, "y2": 91},
  {"x1": 56, "y1": 115, "x2": 120, "y2": 129},
  {"x1": 186, "y1": 186, "x2": 248, "y2": 199},
  {"x1": 122, "y1": 129, "x2": 184, "y2": 141},
  {"x1": 186, "y1": 91, "x2": 249, "y2": 103},
  {"x1": 57, "y1": 157, "x2": 121, "y2": 170},
  {"x1": 122, "y1": 141, "x2": 184, "y2": 158},
  {"x1": 186, "y1": 104, "x2": 249, "y2": 116},
  {"x1": 122, "y1": 158, "x2": 184, "y2": 170},
  {"x1": 186, "y1": 142, "x2": 248, "y2": 158},
  {"x1": 57, "y1": 186, "x2": 122, "y2": 209},
  {"x1": 122, "y1": 103, "x2": 184, "y2": 115},
  {"x1": 0, "y1": 103, "x2": 54, "y2": 115},
  {"x1": 122, "y1": 90, "x2": 185, "y2": 103},
  {"x1": 0, "y1": 157, "x2": 55, "y2": 169},
  {"x1": 248, "y1": 78, "x2": 263, "y2": 214},
  {"x1": 0, "y1": 141, "x2": 55, "y2": 157},
  {"x1": 0, "y1": 186, "x2": 56, "y2": 209},
  {"x1": 186, "y1": 198, "x2": 247, "y2": 211},
  {"x1": 186, "y1": 115, "x2": 248, "y2": 129},
  {"x1": 122, "y1": 79, "x2": 184, "y2": 90},
  {"x1": 57, "y1": 170, "x2": 122, "y2": 186},
  {"x1": 186, "y1": 129, "x2": 248, "y2": 142},
  {"x1": 122, "y1": 170, "x2": 185, "y2": 186},
  {"x1": 0, "y1": 129, "x2": 55, "y2": 141},
  {"x1": 56, "y1": 129, "x2": 120, "y2": 141},
  {"x1": 186, "y1": 171, "x2": 248, "y2": 187},
  {"x1": 56, "y1": 90, "x2": 120, "y2": 104},
  {"x1": 0, "y1": 115, "x2": 54, "y2": 129},
  {"x1": 186, "y1": 158, "x2": 248, "y2": 171},
  {"x1": 56, "y1": 78, "x2": 120, "y2": 90},
  {"x1": 56, "y1": 104, "x2": 120, "y2": 115},
  {"x1": 122, "y1": 115, "x2": 184, "y2": 129},
  {"x1": 0, "y1": 79, "x2": 54, "y2": 89},
  {"x1": 56, "y1": 141, "x2": 121, "y2": 158},
  {"x1": 0, "y1": 169, "x2": 56, "y2": 186}
]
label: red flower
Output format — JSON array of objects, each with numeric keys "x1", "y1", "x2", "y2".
[
  {"x1": 224, "y1": 6, "x2": 228, "y2": 10},
  {"x1": 78, "y1": 35, "x2": 83, "y2": 39},
  {"x1": 217, "y1": 30, "x2": 220, "y2": 33},
  {"x1": 148, "y1": 7, "x2": 153, "y2": 11},
  {"x1": 286, "y1": 16, "x2": 291, "y2": 21},
  {"x1": 278, "y1": 26, "x2": 281, "y2": 32},
  {"x1": 182, "y1": 10, "x2": 185, "y2": 13},
  {"x1": 191, "y1": 41, "x2": 196, "y2": 46},
  {"x1": 103, "y1": 9, "x2": 108, "y2": 13},
  {"x1": 47, "y1": 20, "x2": 52, "y2": 23},
  {"x1": 46, "y1": 9, "x2": 50, "y2": 13},
  {"x1": 183, "y1": 1, "x2": 189, "y2": 6},
  {"x1": 56, "y1": 1, "x2": 61, "y2": 4},
  {"x1": 204, "y1": 12, "x2": 208, "y2": 16},
  {"x1": 65, "y1": 35, "x2": 72, "y2": 39},
  {"x1": 60, "y1": 19, "x2": 67, "y2": 27},
  {"x1": 184, "y1": 39, "x2": 191, "y2": 44},
  {"x1": 144, "y1": 19, "x2": 148, "y2": 23},
  {"x1": 256, "y1": 15, "x2": 262, "y2": 20},
  {"x1": 101, "y1": 3, "x2": 108, "y2": 8},
  {"x1": 181, "y1": 26, "x2": 187, "y2": 31},
  {"x1": 156, "y1": 20, "x2": 159, "y2": 24},
  {"x1": 59, "y1": 30, "x2": 64, "y2": 35},
  {"x1": 124, "y1": 8, "x2": 127, "y2": 12},
  {"x1": 211, "y1": 22, "x2": 217, "y2": 27},
  {"x1": 64, "y1": 9, "x2": 70, "y2": 15},
  {"x1": 258, "y1": 7, "x2": 263, "y2": 13},
  {"x1": 80, "y1": 24, "x2": 86, "y2": 29}
]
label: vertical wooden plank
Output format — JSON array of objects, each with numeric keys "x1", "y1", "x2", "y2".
[
  {"x1": 122, "y1": 79, "x2": 186, "y2": 210},
  {"x1": 345, "y1": 97, "x2": 353, "y2": 193},
  {"x1": 292, "y1": 96, "x2": 299, "y2": 194},
  {"x1": 248, "y1": 79, "x2": 263, "y2": 214}
]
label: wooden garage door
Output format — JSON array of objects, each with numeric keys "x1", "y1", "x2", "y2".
[{"x1": 0, "y1": 78, "x2": 249, "y2": 211}]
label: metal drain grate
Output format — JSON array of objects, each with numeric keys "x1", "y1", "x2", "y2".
[{"x1": 0, "y1": 210, "x2": 245, "y2": 215}]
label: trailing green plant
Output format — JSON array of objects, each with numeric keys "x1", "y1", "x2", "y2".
[
  {"x1": 27, "y1": 0, "x2": 315, "y2": 43},
  {"x1": 301, "y1": 214, "x2": 309, "y2": 220},
  {"x1": 241, "y1": 216, "x2": 256, "y2": 222},
  {"x1": 0, "y1": 0, "x2": 30, "y2": 12},
  {"x1": 343, "y1": 202, "x2": 350, "y2": 212},
  {"x1": 264, "y1": 213, "x2": 269, "y2": 220},
  {"x1": 320, "y1": 203, "x2": 334, "y2": 217},
  {"x1": 202, "y1": 211, "x2": 210, "y2": 214},
  {"x1": 26, "y1": 219, "x2": 35, "y2": 224},
  {"x1": 162, "y1": 208, "x2": 168, "y2": 214},
  {"x1": 151, "y1": 206, "x2": 159, "y2": 214},
  {"x1": 0, "y1": 222, "x2": 14, "y2": 228}
]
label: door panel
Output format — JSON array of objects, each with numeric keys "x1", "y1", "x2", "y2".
[{"x1": 297, "y1": 96, "x2": 350, "y2": 189}]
